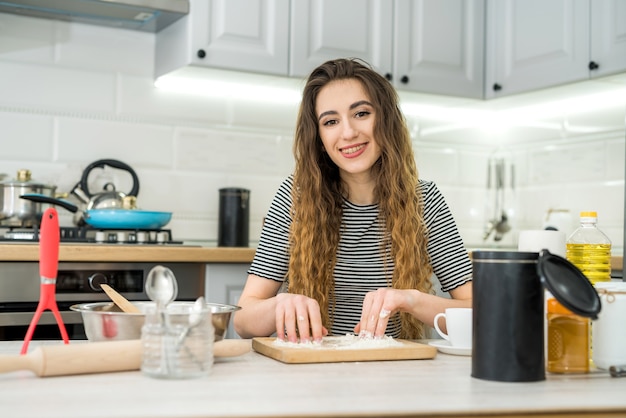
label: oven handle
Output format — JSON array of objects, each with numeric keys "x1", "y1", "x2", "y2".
[{"x1": 0, "y1": 311, "x2": 82, "y2": 327}]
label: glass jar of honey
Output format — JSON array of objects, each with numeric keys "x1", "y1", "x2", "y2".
[{"x1": 547, "y1": 298, "x2": 589, "y2": 373}]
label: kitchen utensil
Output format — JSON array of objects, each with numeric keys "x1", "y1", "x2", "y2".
[
  {"x1": 0, "y1": 339, "x2": 251, "y2": 377},
  {"x1": 19, "y1": 194, "x2": 172, "y2": 230},
  {"x1": 0, "y1": 169, "x2": 57, "y2": 227},
  {"x1": 20, "y1": 208, "x2": 69, "y2": 354},
  {"x1": 145, "y1": 266, "x2": 178, "y2": 314},
  {"x1": 141, "y1": 300, "x2": 214, "y2": 379},
  {"x1": 471, "y1": 250, "x2": 601, "y2": 382},
  {"x1": 174, "y1": 296, "x2": 205, "y2": 351},
  {"x1": 609, "y1": 365, "x2": 626, "y2": 377},
  {"x1": 71, "y1": 159, "x2": 139, "y2": 208},
  {"x1": 252, "y1": 337, "x2": 437, "y2": 364},
  {"x1": 145, "y1": 265, "x2": 177, "y2": 374},
  {"x1": 100, "y1": 284, "x2": 141, "y2": 314},
  {"x1": 70, "y1": 301, "x2": 240, "y2": 342}
]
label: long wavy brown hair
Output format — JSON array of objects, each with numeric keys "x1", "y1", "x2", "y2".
[{"x1": 288, "y1": 58, "x2": 433, "y2": 339}]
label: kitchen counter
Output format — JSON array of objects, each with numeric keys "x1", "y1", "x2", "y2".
[
  {"x1": 0, "y1": 243, "x2": 256, "y2": 263},
  {"x1": 0, "y1": 340, "x2": 625, "y2": 418}
]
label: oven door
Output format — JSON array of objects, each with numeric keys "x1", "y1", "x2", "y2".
[{"x1": 0, "y1": 261, "x2": 205, "y2": 340}]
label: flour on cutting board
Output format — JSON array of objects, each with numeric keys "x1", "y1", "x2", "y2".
[{"x1": 272, "y1": 334, "x2": 403, "y2": 350}]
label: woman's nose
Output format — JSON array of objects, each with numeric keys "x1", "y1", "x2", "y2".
[{"x1": 341, "y1": 120, "x2": 358, "y2": 140}]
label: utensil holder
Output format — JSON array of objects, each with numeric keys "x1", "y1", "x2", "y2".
[{"x1": 218, "y1": 188, "x2": 250, "y2": 247}]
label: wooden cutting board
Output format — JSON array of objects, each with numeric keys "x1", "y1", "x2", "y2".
[{"x1": 252, "y1": 337, "x2": 437, "y2": 364}]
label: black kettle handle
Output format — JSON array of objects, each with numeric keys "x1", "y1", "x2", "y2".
[{"x1": 79, "y1": 159, "x2": 140, "y2": 198}]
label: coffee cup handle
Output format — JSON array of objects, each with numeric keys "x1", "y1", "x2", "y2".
[{"x1": 433, "y1": 312, "x2": 449, "y2": 341}]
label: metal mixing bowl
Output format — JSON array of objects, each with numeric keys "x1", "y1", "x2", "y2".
[{"x1": 70, "y1": 301, "x2": 241, "y2": 342}]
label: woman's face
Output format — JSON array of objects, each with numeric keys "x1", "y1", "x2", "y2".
[{"x1": 315, "y1": 79, "x2": 381, "y2": 181}]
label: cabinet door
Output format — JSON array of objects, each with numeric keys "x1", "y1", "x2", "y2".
[
  {"x1": 191, "y1": 0, "x2": 290, "y2": 75},
  {"x1": 289, "y1": 0, "x2": 392, "y2": 78},
  {"x1": 394, "y1": 0, "x2": 485, "y2": 98},
  {"x1": 485, "y1": 0, "x2": 589, "y2": 98},
  {"x1": 590, "y1": 0, "x2": 626, "y2": 78}
]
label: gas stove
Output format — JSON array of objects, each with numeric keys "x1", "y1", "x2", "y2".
[{"x1": 0, "y1": 225, "x2": 182, "y2": 244}]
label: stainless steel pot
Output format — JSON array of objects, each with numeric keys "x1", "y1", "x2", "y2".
[{"x1": 0, "y1": 169, "x2": 57, "y2": 227}]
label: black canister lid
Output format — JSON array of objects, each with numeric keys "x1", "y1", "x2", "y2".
[
  {"x1": 537, "y1": 249, "x2": 601, "y2": 320},
  {"x1": 472, "y1": 250, "x2": 538, "y2": 262}
]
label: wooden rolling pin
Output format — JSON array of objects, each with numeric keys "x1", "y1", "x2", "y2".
[{"x1": 0, "y1": 339, "x2": 251, "y2": 377}]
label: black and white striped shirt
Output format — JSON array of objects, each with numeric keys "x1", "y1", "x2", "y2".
[{"x1": 248, "y1": 176, "x2": 473, "y2": 337}]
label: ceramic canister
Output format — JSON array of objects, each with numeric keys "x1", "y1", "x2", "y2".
[{"x1": 592, "y1": 282, "x2": 626, "y2": 370}]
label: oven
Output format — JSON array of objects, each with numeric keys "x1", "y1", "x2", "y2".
[
  {"x1": 0, "y1": 226, "x2": 205, "y2": 341},
  {"x1": 0, "y1": 261, "x2": 205, "y2": 340}
]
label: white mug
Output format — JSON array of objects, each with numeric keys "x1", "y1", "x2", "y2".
[
  {"x1": 433, "y1": 308, "x2": 472, "y2": 348},
  {"x1": 592, "y1": 282, "x2": 626, "y2": 370},
  {"x1": 518, "y1": 229, "x2": 566, "y2": 257}
]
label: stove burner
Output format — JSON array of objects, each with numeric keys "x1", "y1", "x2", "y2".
[{"x1": 0, "y1": 225, "x2": 181, "y2": 245}]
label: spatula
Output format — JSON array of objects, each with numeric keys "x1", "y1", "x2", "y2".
[{"x1": 100, "y1": 284, "x2": 141, "y2": 314}]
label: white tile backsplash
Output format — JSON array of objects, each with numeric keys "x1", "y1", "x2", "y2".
[{"x1": 1, "y1": 16, "x2": 624, "y2": 252}]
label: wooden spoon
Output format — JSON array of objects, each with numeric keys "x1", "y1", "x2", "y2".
[{"x1": 100, "y1": 284, "x2": 141, "y2": 314}]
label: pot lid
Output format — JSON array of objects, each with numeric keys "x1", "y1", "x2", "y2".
[
  {"x1": 0, "y1": 169, "x2": 55, "y2": 189},
  {"x1": 537, "y1": 249, "x2": 601, "y2": 319}
]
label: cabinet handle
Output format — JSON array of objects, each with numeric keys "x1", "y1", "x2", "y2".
[
  {"x1": 384, "y1": 73, "x2": 392, "y2": 81},
  {"x1": 400, "y1": 75, "x2": 409, "y2": 84},
  {"x1": 493, "y1": 83, "x2": 502, "y2": 91},
  {"x1": 197, "y1": 49, "x2": 206, "y2": 59},
  {"x1": 588, "y1": 61, "x2": 599, "y2": 71}
]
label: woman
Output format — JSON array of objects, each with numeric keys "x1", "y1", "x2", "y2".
[{"x1": 234, "y1": 58, "x2": 472, "y2": 343}]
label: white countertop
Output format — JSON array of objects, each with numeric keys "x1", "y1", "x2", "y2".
[{"x1": 1, "y1": 340, "x2": 625, "y2": 418}]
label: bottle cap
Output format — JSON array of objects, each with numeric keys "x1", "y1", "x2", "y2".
[{"x1": 580, "y1": 211, "x2": 597, "y2": 218}]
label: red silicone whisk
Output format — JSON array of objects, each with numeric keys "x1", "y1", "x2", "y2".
[{"x1": 21, "y1": 208, "x2": 69, "y2": 354}]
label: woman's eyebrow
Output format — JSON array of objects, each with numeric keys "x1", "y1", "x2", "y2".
[{"x1": 318, "y1": 100, "x2": 374, "y2": 121}]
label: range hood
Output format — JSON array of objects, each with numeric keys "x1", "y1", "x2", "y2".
[{"x1": 0, "y1": 0, "x2": 189, "y2": 32}]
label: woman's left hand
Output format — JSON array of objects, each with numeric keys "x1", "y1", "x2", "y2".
[{"x1": 354, "y1": 288, "x2": 411, "y2": 338}]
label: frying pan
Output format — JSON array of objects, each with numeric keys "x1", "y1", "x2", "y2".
[{"x1": 20, "y1": 194, "x2": 172, "y2": 230}]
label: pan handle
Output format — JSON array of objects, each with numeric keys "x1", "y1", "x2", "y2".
[
  {"x1": 79, "y1": 159, "x2": 140, "y2": 198},
  {"x1": 20, "y1": 194, "x2": 79, "y2": 213}
]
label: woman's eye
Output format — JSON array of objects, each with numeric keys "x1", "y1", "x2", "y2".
[
  {"x1": 322, "y1": 119, "x2": 338, "y2": 126},
  {"x1": 355, "y1": 110, "x2": 371, "y2": 118}
]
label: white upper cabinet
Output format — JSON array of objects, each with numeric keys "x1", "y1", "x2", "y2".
[
  {"x1": 394, "y1": 0, "x2": 485, "y2": 98},
  {"x1": 156, "y1": 0, "x2": 290, "y2": 78},
  {"x1": 485, "y1": 0, "x2": 626, "y2": 98},
  {"x1": 590, "y1": 0, "x2": 626, "y2": 78},
  {"x1": 155, "y1": 0, "x2": 626, "y2": 98},
  {"x1": 289, "y1": 0, "x2": 392, "y2": 79},
  {"x1": 485, "y1": 0, "x2": 589, "y2": 98}
]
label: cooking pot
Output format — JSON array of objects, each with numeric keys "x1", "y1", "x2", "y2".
[
  {"x1": 20, "y1": 194, "x2": 172, "y2": 230},
  {"x1": 69, "y1": 159, "x2": 140, "y2": 226},
  {"x1": 0, "y1": 169, "x2": 57, "y2": 227}
]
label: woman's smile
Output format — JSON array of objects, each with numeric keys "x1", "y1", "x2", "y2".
[{"x1": 340, "y1": 142, "x2": 368, "y2": 158}]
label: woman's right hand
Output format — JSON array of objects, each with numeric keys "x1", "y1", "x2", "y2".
[{"x1": 275, "y1": 293, "x2": 328, "y2": 343}]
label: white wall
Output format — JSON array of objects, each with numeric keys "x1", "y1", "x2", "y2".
[{"x1": 1, "y1": 15, "x2": 624, "y2": 252}]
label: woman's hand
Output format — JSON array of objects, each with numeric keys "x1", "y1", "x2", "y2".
[
  {"x1": 275, "y1": 293, "x2": 328, "y2": 343},
  {"x1": 354, "y1": 288, "x2": 413, "y2": 338}
]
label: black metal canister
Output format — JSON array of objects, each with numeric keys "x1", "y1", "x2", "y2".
[
  {"x1": 218, "y1": 188, "x2": 250, "y2": 247},
  {"x1": 472, "y1": 251, "x2": 545, "y2": 382}
]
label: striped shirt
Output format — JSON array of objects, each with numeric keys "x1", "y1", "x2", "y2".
[{"x1": 248, "y1": 176, "x2": 473, "y2": 337}]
